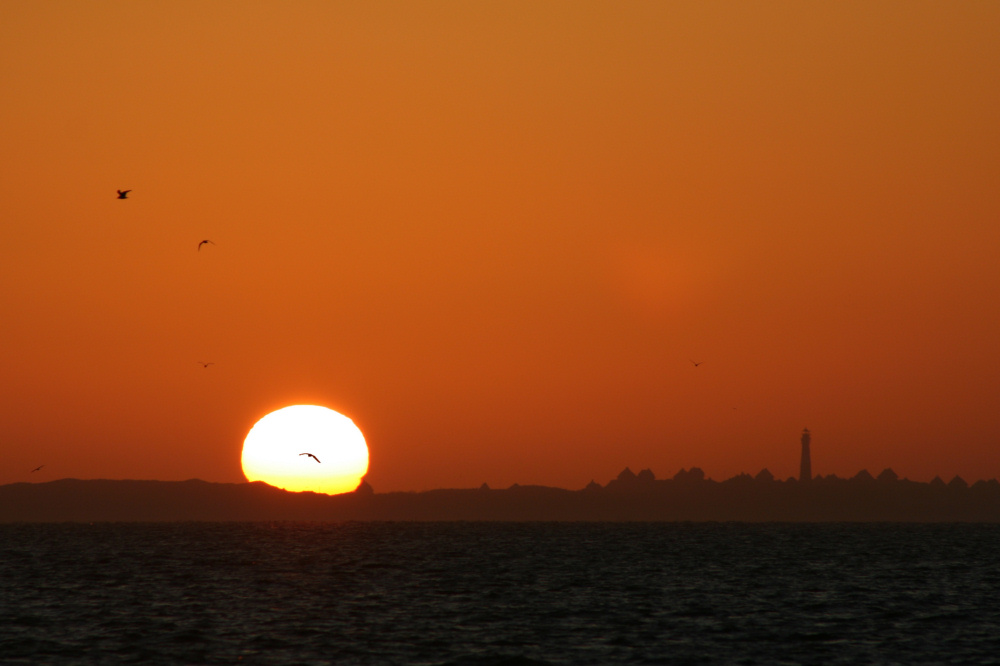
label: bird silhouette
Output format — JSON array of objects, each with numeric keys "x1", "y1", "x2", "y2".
[
  {"x1": 30, "y1": 465, "x2": 44, "y2": 473},
  {"x1": 300, "y1": 453, "x2": 321, "y2": 463},
  {"x1": 690, "y1": 359, "x2": 703, "y2": 367},
  {"x1": 197, "y1": 240, "x2": 215, "y2": 251},
  {"x1": 116, "y1": 189, "x2": 131, "y2": 199},
  {"x1": 197, "y1": 361, "x2": 214, "y2": 368}
]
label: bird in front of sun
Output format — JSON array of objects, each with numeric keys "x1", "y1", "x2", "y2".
[
  {"x1": 197, "y1": 361, "x2": 214, "y2": 368},
  {"x1": 690, "y1": 358, "x2": 703, "y2": 367},
  {"x1": 242, "y1": 405, "x2": 368, "y2": 495},
  {"x1": 197, "y1": 239, "x2": 215, "y2": 251},
  {"x1": 30, "y1": 464, "x2": 44, "y2": 473},
  {"x1": 116, "y1": 189, "x2": 131, "y2": 199}
]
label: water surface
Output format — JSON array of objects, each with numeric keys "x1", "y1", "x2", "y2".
[{"x1": 2, "y1": 522, "x2": 998, "y2": 664}]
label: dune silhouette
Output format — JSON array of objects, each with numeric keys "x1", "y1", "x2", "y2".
[{"x1": 3, "y1": 471, "x2": 1000, "y2": 522}]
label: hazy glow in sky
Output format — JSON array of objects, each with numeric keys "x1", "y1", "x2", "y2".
[{"x1": 1, "y1": 2, "x2": 998, "y2": 490}]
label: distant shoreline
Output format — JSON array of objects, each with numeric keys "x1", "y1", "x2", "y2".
[{"x1": 3, "y1": 470, "x2": 999, "y2": 522}]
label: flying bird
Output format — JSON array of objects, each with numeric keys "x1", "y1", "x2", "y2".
[
  {"x1": 197, "y1": 361, "x2": 214, "y2": 368},
  {"x1": 30, "y1": 465, "x2": 44, "y2": 473},
  {"x1": 690, "y1": 359, "x2": 703, "y2": 367},
  {"x1": 197, "y1": 240, "x2": 215, "y2": 251},
  {"x1": 116, "y1": 189, "x2": 131, "y2": 199},
  {"x1": 300, "y1": 453, "x2": 321, "y2": 463}
]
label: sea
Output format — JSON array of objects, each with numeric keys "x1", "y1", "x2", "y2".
[{"x1": 1, "y1": 522, "x2": 998, "y2": 665}]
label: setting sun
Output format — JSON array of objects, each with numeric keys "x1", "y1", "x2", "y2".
[{"x1": 241, "y1": 405, "x2": 369, "y2": 495}]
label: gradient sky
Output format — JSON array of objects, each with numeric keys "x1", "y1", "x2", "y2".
[{"x1": 2, "y1": 1, "x2": 999, "y2": 491}]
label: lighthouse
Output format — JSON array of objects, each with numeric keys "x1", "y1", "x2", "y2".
[{"x1": 800, "y1": 428, "x2": 811, "y2": 482}]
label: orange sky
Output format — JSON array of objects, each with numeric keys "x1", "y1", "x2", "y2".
[{"x1": 2, "y1": 1, "x2": 999, "y2": 491}]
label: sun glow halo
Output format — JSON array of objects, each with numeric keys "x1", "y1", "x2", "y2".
[{"x1": 241, "y1": 405, "x2": 369, "y2": 495}]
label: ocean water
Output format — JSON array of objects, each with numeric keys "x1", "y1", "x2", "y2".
[{"x1": 1, "y1": 523, "x2": 999, "y2": 665}]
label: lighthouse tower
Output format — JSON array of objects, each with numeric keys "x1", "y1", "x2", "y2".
[{"x1": 800, "y1": 428, "x2": 812, "y2": 482}]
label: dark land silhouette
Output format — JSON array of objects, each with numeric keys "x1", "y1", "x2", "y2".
[{"x1": 2, "y1": 468, "x2": 999, "y2": 522}]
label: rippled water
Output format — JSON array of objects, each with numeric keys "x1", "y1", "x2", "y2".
[{"x1": 1, "y1": 522, "x2": 999, "y2": 664}]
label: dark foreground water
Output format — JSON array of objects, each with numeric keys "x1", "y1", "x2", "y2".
[{"x1": 1, "y1": 523, "x2": 999, "y2": 665}]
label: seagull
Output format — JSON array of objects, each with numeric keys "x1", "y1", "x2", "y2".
[
  {"x1": 690, "y1": 359, "x2": 703, "y2": 367},
  {"x1": 30, "y1": 465, "x2": 44, "y2": 473},
  {"x1": 197, "y1": 240, "x2": 215, "y2": 251},
  {"x1": 300, "y1": 453, "x2": 321, "y2": 463},
  {"x1": 197, "y1": 361, "x2": 214, "y2": 368},
  {"x1": 116, "y1": 189, "x2": 131, "y2": 199}
]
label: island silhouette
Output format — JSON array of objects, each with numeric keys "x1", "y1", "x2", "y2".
[{"x1": 2, "y1": 467, "x2": 999, "y2": 522}]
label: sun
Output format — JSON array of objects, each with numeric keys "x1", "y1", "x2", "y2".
[{"x1": 241, "y1": 405, "x2": 369, "y2": 495}]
